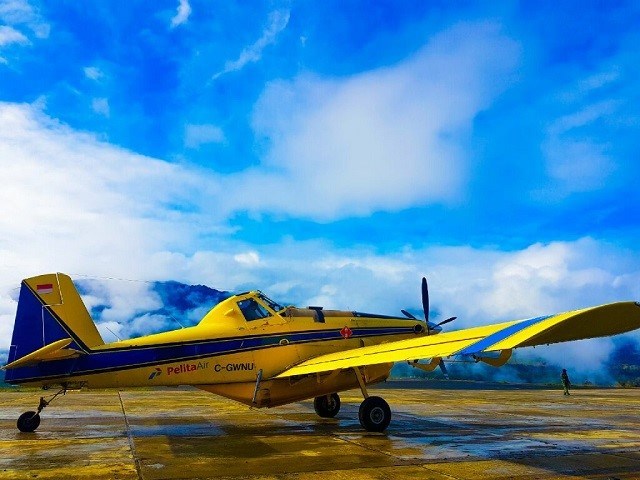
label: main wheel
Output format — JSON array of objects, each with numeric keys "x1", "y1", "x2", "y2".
[
  {"x1": 313, "y1": 393, "x2": 341, "y2": 418},
  {"x1": 17, "y1": 411, "x2": 40, "y2": 433},
  {"x1": 358, "y1": 396, "x2": 391, "y2": 432}
]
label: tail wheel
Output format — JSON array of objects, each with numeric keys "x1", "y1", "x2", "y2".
[
  {"x1": 313, "y1": 393, "x2": 341, "y2": 418},
  {"x1": 358, "y1": 396, "x2": 391, "y2": 432},
  {"x1": 17, "y1": 411, "x2": 41, "y2": 433}
]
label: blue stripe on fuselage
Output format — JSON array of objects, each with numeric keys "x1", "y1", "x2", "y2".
[
  {"x1": 6, "y1": 325, "x2": 416, "y2": 383},
  {"x1": 455, "y1": 315, "x2": 552, "y2": 355}
]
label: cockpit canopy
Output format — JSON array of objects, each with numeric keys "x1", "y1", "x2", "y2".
[{"x1": 236, "y1": 292, "x2": 285, "y2": 321}]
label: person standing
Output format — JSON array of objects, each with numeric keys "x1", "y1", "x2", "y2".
[{"x1": 561, "y1": 368, "x2": 571, "y2": 396}]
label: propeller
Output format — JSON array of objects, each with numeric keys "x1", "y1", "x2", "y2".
[
  {"x1": 438, "y1": 359, "x2": 449, "y2": 379},
  {"x1": 404, "y1": 278, "x2": 456, "y2": 379},
  {"x1": 421, "y1": 276, "x2": 429, "y2": 324},
  {"x1": 401, "y1": 277, "x2": 457, "y2": 335},
  {"x1": 437, "y1": 316, "x2": 457, "y2": 327},
  {"x1": 400, "y1": 309, "x2": 417, "y2": 320}
]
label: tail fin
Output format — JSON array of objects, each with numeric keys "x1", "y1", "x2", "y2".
[{"x1": 4, "y1": 273, "x2": 104, "y2": 374}]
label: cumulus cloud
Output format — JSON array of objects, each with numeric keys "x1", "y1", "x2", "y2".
[
  {"x1": 217, "y1": 21, "x2": 519, "y2": 220},
  {"x1": 212, "y1": 9, "x2": 290, "y2": 80},
  {"x1": 170, "y1": 0, "x2": 191, "y2": 29},
  {"x1": 0, "y1": 101, "x2": 206, "y2": 290},
  {"x1": 0, "y1": 100, "x2": 262, "y2": 359},
  {"x1": 184, "y1": 123, "x2": 225, "y2": 148}
]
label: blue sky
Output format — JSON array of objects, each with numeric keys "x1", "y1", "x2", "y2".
[
  {"x1": 1, "y1": 1, "x2": 640, "y2": 375},
  {"x1": 3, "y1": 1, "x2": 638, "y2": 249}
]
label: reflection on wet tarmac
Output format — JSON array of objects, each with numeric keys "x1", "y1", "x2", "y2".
[{"x1": 1, "y1": 383, "x2": 639, "y2": 479}]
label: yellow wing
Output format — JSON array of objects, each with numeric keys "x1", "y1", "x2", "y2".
[{"x1": 276, "y1": 301, "x2": 640, "y2": 378}]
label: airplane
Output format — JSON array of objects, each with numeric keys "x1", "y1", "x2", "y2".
[{"x1": 3, "y1": 272, "x2": 640, "y2": 433}]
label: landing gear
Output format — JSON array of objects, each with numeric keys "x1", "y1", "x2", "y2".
[
  {"x1": 16, "y1": 387, "x2": 66, "y2": 433},
  {"x1": 358, "y1": 396, "x2": 391, "y2": 432},
  {"x1": 17, "y1": 411, "x2": 40, "y2": 433},
  {"x1": 352, "y1": 367, "x2": 392, "y2": 432},
  {"x1": 314, "y1": 393, "x2": 341, "y2": 418}
]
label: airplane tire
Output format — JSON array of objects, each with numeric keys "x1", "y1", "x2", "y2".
[
  {"x1": 17, "y1": 411, "x2": 40, "y2": 433},
  {"x1": 313, "y1": 393, "x2": 341, "y2": 418},
  {"x1": 358, "y1": 396, "x2": 391, "y2": 432}
]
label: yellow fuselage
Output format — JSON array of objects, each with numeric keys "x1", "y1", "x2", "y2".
[{"x1": 25, "y1": 292, "x2": 427, "y2": 407}]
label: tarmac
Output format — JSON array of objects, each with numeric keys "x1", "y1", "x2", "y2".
[{"x1": 1, "y1": 381, "x2": 639, "y2": 479}]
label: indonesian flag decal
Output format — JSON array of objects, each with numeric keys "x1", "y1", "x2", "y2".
[{"x1": 36, "y1": 283, "x2": 54, "y2": 295}]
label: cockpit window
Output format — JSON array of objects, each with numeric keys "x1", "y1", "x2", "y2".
[
  {"x1": 237, "y1": 298, "x2": 271, "y2": 321},
  {"x1": 257, "y1": 292, "x2": 285, "y2": 313}
]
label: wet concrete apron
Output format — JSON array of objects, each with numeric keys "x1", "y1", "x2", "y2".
[{"x1": 1, "y1": 385, "x2": 639, "y2": 479}]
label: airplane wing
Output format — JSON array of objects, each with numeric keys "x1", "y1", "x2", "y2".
[{"x1": 276, "y1": 301, "x2": 640, "y2": 378}]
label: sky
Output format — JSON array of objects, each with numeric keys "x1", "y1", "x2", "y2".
[{"x1": 1, "y1": 0, "x2": 640, "y2": 380}]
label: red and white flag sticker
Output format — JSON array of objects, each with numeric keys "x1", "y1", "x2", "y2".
[{"x1": 36, "y1": 283, "x2": 54, "y2": 294}]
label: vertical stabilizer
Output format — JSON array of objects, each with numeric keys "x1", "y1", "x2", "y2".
[{"x1": 7, "y1": 273, "x2": 104, "y2": 368}]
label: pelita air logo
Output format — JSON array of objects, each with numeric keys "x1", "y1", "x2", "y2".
[{"x1": 148, "y1": 368, "x2": 162, "y2": 380}]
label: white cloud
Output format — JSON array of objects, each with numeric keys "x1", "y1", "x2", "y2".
[
  {"x1": 84, "y1": 66, "x2": 103, "y2": 81},
  {"x1": 0, "y1": 101, "x2": 206, "y2": 287},
  {"x1": 0, "y1": 101, "x2": 241, "y2": 358},
  {"x1": 95, "y1": 320, "x2": 124, "y2": 342},
  {"x1": 1, "y1": 90, "x2": 639, "y2": 380},
  {"x1": 91, "y1": 97, "x2": 110, "y2": 117},
  {"x1": 234, "y1": 251, "x2": 260, "y2": 267},
  {"x1": 0, "y1": 0, "x2": 32, "y2": 23},
  {"x1": 170, "y1": 0, "x2": 191, "y2": 29},
  {"x1": 221, "y1": 21, "x2": 520, "y2": 220},
  {"x1": 0, "y1": 0, "x2": 49, "y2": 39},
  {"x1": 184, "y1": 123, "x2": 225, "y2": 148},
  {"x1": 212, "y1": 9, "x2": 290, "y2": 79},
  {"x1": 542, "y1": 71, "x2": 625, "y2": 196},
  {"x1": 1, "y1": 128, "x2": 638, "y2": 376},
  {"x1": 0, "y1": 25, "x2": 28, "y2": 46}
]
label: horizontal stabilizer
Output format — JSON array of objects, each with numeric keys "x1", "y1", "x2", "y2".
[{"x1": 2, "y1": 338, "x2": 84, "y2": 370}]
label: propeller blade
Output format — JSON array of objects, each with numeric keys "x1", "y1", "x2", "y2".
[
  {"x1": 438, "y1": 359, "x2": 449, "y2": 379},
  {"x1": 421, "y1": 277, "x2": 429, "y2": 323},
  {"x1": 401, "y1": 309, "x2": 417, "y2": 320},
  {"x1": 437, "y1": 316, "x2": 457, "y2": 327}
]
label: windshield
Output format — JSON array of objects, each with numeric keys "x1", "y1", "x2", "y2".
[
  {"x1": 257, "y1": 292, "x2": 285, "y2": 313},
  {"x1": 237, "y1": 298, "x2": 271, "y2": 321}
]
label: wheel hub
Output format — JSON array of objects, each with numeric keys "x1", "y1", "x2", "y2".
[{"x1": 370, "y1": 406, "x2": 384, "y2": 424}]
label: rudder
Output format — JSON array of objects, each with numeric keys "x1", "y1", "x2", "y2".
[{"x1": 6, "y1": 273, "x2": 104, "y2": 368}]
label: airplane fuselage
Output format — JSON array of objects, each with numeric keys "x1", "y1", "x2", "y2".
[{"x1": 10, "y1": 290, "x2": 429, "y2": 407}]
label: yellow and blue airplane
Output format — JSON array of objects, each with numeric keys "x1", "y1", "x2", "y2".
[{"x1": 4, "y1": 273, "x2": 640, "y2": 433}]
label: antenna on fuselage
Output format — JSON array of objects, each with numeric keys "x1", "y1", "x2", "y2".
[
  {"x1": 167, "y1": 314, "x2": 186, "y2": 329},
  {"x1": 104, "y1": 325, "x2": 122, "y2": 342}
]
